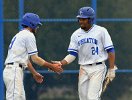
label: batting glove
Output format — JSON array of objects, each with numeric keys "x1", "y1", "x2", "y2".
[{"x1": 105, "y1": 65, "x2": 118, "y2": 81}]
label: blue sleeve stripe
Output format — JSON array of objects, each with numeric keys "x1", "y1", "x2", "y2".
[
  {"x1": 68, "y1": 49, "x2": 78, "y2": 52},
  {"x1": 107, "y1": 48, "x2": 115, "y2": 53},
  {"x1": 68, "y1": 49, "x2": 78, "y2": 53},
  {"x1": 104, "y1": 45, "x2": 114, "y2": 50},
  {"x1": 28, "y1": 51, "x2": 38, "y2": 55},
  {"x1": 69, "y1": 51, "x2": 78, "y2": 57}
]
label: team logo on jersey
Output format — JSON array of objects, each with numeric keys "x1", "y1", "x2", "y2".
[{"x1": 78, "y1": 38, "x2": 98, "y2": 46}]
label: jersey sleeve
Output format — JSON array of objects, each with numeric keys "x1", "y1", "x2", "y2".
[
  {"x1": 68, "y1": 34, "x2": 78, "y2": 56},
  {"x1": 102, "y1": 28, "x2": 114, "y2": 51},
  {"x1": 25, "y1": 34, "x2": 38, "y2": 55}
]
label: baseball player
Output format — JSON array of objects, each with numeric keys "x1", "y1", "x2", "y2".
[
  {"x1": 3, "y1": 13, "x2": 63, "y2": 100},
  {"x1": 52, "y1": 7, "x2": 117, "y2": 100}
]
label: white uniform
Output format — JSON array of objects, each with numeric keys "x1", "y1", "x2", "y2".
[
  {"x1": 3, "y1": 29, "x2": 38, "y2": 100},
  {"x1": 68, "y1": 24, "x2": 114, "y2": 100}
]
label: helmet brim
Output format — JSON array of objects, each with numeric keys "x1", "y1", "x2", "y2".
[
  {"x1": 76, "y1": 15, "x2": 88, "y2": 19},
  {"x1": 38, "y1": 22, "x2": 42, "y2": 26}
]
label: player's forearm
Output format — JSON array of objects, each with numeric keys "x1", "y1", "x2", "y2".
[
  {"x1": 60, "y1": 54, "x2": 76, "y2": 66},
  {"x1": 60, "y1": 60, "x2": 68, "y2": 66},
  {"x1": 31, "y1": 54, "x2": 54, "y2": 69},
  {"x1": 27, "y1": 61, "x2": 38, "y2": 75},
  {"x1": 108, "y1": 52, "x2": 115, "y2": 69}
]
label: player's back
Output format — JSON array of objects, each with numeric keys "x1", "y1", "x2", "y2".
[{"x1": 5, "y1": 29, "x2": 35, "y2": 65}]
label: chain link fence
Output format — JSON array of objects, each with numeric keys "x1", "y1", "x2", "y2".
[{"x1": 1, "y1": 0, "x2": 132, "y2": 100}]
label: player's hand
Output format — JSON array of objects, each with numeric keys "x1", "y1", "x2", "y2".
[
  {"x1": 33, "y1": 72, "x2": 44, "y2": 83},
  {"x1": 51, "y1": 60, "x2": 61, "y2": 64},
  {"x1": 49, "y1": 60, "x2": 63, "y2": 74},
  {"x1": 105, "y1": 65, "x2": 118, "y2": 81},
  {"x1": 49, "y1": 63, "x2": 63, "y2": 74}
]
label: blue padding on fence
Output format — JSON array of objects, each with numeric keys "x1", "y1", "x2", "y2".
[
  {"x1": 24, "y1": 69, "x2": 132, "y2": 74},
  {"x1": 24, "y1": 70, "x2": 78, "y2": 74},
  {"x1": 3, "y1": 18, "x2": 132, "y2": 22},
  {"x1": 97, "y1": 18, "x2": 132, "y2": 22},
  {"x1": 4, "y1": 19, "x2": 20, "y2": 22},
  {"x1": 116, "y1": 69, "x2": 132, "y2": 73},
  {"x1": 3, "y1": 19, "x2": 77, "y2": 22},
  {"x1": 41, "y1": 18, "x2": 77, "y2": 22}
]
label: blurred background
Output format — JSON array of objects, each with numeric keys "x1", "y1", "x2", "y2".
[{"x1": 0, "y1": 0, "x2": 132, "y2": 100}]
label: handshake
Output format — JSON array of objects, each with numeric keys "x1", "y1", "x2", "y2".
[{"x1": 48, "y1": 61, "x2": 63, "y2": 74}]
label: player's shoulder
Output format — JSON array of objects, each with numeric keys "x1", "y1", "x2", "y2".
[
  {"x1": 14, "y1": 30, "x2": 35, "y2": 42},
  {"x1": 69, "y1": 28, "x2": 81, "y2": 39},
  {"x1": 94, "y1": 24, "x2": 107, "y2": 31},
  {"x1": 19, "y1": 29, "x2": 34, "y2": 35},
  {"x1": 94, "y1": 24, "x2": 109, "y2": 36},
  {"x1": 72, "y1": 28, "x2": 82, "y2": 36},
  {"x1": 96, "y1": 25, "x2": 111, "y2": 39},
  {"x1": 18, "y1": 29, "x2": 35, "y2": 38}
]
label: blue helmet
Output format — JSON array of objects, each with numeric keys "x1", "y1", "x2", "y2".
[
  {"x1": 21, "y1": 13, "x2": 42, "y2": 29},
  {"x1": 76, "y1": 7, "x2": 95, "y2": 19}
]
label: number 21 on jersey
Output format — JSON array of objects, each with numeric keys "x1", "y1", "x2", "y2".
[{"x1": 91, "y1": 47, "x2": 98, "y2": 55}]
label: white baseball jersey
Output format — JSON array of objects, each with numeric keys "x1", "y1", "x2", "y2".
[
  {"x1": 68, "y1": 24, "x2": 114, "y2": 65},
  {"x1": 5, "y1": 29, "x2": 38, "y2": 68}
]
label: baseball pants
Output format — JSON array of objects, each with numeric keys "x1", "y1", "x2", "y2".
[
  {"x1": 3, "y1": 64, "x2": 26, "y2": 100},
  {"x1": 78, "y1": 62, "x2": 107, "y2": 100}
]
